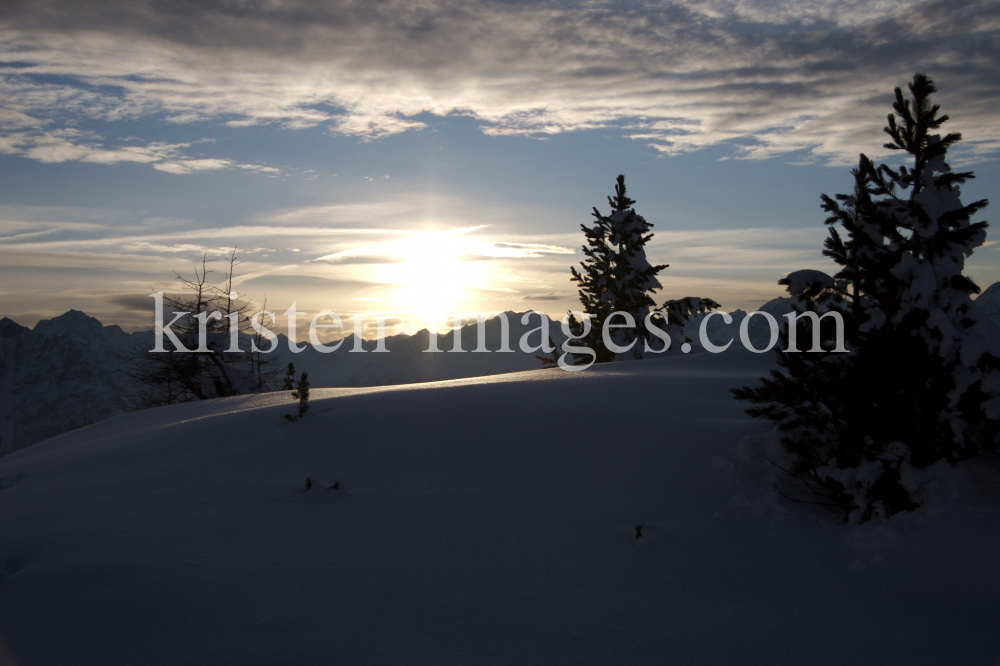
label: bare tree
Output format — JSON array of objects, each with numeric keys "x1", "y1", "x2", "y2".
[
  {"x1": 250, "y1": 297, "x2": 280, "y2": 387},
  {"x1": 117, "y1": 248, "x2": 280, "y2": 408}
]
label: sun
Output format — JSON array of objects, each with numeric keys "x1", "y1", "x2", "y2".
[
  {"x1": 318, "y1": 227, "x2": 494, "y2": 325},
  {"x1": 375, "y1": 230, "x2": 484, "y2": 319}
]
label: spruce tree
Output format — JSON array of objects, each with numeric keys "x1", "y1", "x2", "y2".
[
  {"x1": 569, "y1": 175, "x2": 668, "y2": 361},
  {"x1": 293, "y1": 372, "x2": 310, "y2": 418},
  {"x1": 734, "y1": 74, "x2": 1000, "y2": 521},
  {"x1": 282, "y1": 363, "x2": 296, "y2": 391},
  {"x1": 284, "y1": 371, "x2": 310, "y2": 422}
]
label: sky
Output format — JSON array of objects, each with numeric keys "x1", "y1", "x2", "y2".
[{"x1": 1, "y1": 0, "x2": 998, "y2": 338}]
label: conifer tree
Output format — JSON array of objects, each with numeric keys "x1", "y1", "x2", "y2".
[
  {"x1": 285, "y1": 372, "x2": 310, "y2": 422},
  {"x1": 569, "y1": 175, "x2": 668, "y2": 362},
  {"x1": 734, "y1": 74, "x2": 1000, "y2": 521},
  {"x1": 282, "y1": 363, "x2": 296, "y2": 391},
  {"x1": 293, "y1": 373, "x2": 310, "y2": 417}
]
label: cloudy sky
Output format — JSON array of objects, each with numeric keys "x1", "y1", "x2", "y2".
[{"x1": 2, "y1": 0, "x2": 998, "y2": 336}]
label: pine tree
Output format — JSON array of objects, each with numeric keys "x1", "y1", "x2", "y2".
[
  {"x1": 293, "y1": 373, "x2": 310, "y2": 417},
  {"x1": 282, "y1": 363, "x2": 296, "y2": 391},
  {"x1": 285, "y1": 372, "x2": 310, "y2": 422},
  {"x1": 734, "y1": 74, "x2": 1000, "y2": 521},
  {"x1": 569, "y1": 175, "x2": 668, "y2": 362}
]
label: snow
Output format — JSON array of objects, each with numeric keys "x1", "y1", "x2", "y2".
[
  {"x1": 974, "y1": 282, "x2": 1000, "y2": 327},
  {"x1": 781, "y1": 269, "x2": 836, "y2": 298},
  {"x1": 683, "y1": 297, "x2": 796, "y2": 349},
  {"x1": 0, "y1": 311, "x2": 135, "y2": 455},
  {"x1": 1, "y1": 348, "x2": 998, "y2": 664}
]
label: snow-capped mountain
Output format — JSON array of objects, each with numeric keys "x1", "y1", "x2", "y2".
[
  {"x1": 974, "y1": 281, "x2": 1000, "y2": 326},
  {"x1": 0, "y1": 311, "x2": 136, "y2": 456}
]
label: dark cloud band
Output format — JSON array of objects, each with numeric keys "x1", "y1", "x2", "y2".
[{"x1": 1, "y1": 0, "x2": 998, "y2": 166}]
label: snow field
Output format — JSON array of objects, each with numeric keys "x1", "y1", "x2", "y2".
[{"x1": 0, "y1": 349, "x2": 998, "y2": 664}]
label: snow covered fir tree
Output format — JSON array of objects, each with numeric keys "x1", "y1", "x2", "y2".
[
  {"x1": 733, "y1": 74, "x2": 1000, "y2": 522},
  {"x1": 566, "y1": 175, "x2": 718, "y2": 364},
  {"x1": 568, "y1": 175, "x2": 666, "y2": 362}
]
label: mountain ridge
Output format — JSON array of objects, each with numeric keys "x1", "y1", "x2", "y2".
[{"x1": 2, "y1": 284, "x2": 998, "y2": 456}]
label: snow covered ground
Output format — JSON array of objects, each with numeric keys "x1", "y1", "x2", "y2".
[{"x1": 1, "y1": 347, "x2": 998, "y2": 664}]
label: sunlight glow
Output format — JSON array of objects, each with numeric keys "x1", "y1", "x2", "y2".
[
  {"x1": 313, "y1": 226, "x2": 576, "y2": 325},
  {"x1": 318, "y1": 227, "x2": 490, "y2": 319},
  {"x1": 379, "y1": 232, "x2": 484, "y2": 316}
]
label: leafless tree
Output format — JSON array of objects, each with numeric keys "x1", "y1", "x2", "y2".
[{"x1": 117, "y1": 248, "x2": 280, "y2": 408}]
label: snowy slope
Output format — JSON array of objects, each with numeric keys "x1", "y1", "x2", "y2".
[{"x1": 0, "y1": 349, "x2": 997, "y2": 665}]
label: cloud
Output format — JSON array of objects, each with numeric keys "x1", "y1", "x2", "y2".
[
  {"x1": 318, "y1": 254, "x2": 406, "y2": 266},
  {"x1": 314, "y1": 225, "x2": 577, "y2": 265},
  {"x1": 0, "y1": 74, "x2": 281, "y2": 172},
  {"x1": 0, "y1": 112, "x2": 282, "y2": 173},
  {"x1": 153, "y1": 158, "x2": 233, "y2": 174},
  {"x1": 0, "y1": 0, "x2": 997, "y2": 168},
  {"x1": 364, "y1": 317, "x2": 402, "y2": 329},
  {"x1": 521, "y1": 292, "x2": 565, "y2": 302},
  {"x1": 107, "y1": 293, "x2": 156, "y2": 312},
  {"x1": 492, "y1": 242, "x2": 575, "y2": 255}
]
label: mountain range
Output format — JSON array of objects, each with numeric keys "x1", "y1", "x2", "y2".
[{"x1": 2, "y1": 283, "x2": 998, "y2": 456}]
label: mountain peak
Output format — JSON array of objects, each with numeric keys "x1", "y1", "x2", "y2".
[
  {"x1": 979, "y1": 281, "x2": 1000, "y2": 298},
  {"x1": 974, "y1": 282, "x2": 1000, "y2": 326},
  {"x1": 33, "y1": 310, "x2": 106, "y2": 338},
  {"x1": 0, "y1": 316, "x2": 30, "y2": 340}
]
